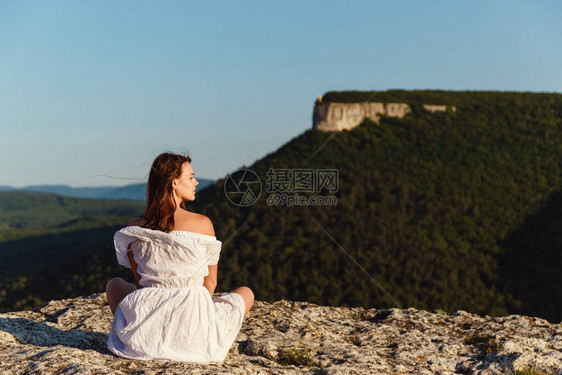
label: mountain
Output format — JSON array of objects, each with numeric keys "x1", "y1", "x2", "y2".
[
  {"x1": 189, "y1": 90, "x2": 562, "y2": 323},
  {"x1": 1, "y1": 90, "x2": 560, "y2": 324},
  {"x1": 1, "y1": 179, "x2": 216, "y2": 201}
]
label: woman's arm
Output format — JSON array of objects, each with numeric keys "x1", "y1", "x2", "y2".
[
  {"x1": 199, "y1": 215, "x2": 217, "y2": 296},
  {"x1": 127, "y1": 245, "x2": 143, "y2": 288},
  {"x1": 126, "y1": 217, "x2": 145, "y2": 287},
  {"x1": 203, "y1": 265, "x2": 217, "y2": 296}
]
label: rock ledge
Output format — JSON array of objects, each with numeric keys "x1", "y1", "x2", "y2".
[{"x1": 0, "y1": 294, "x2": 560, "y2": 374}]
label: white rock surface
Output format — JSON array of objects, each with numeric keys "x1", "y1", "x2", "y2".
[
  {"x1": 313, "y1": 102, "x2": 411, "y2": 131},
  {"x1": 313, "y1": 101, "x2": 456, "y2": 131},
  {"x1": 0, "y1": 294, "x2": 560, "y2": 374}
]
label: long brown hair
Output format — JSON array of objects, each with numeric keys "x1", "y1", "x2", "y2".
[{"x1": 142, "y1": 152, "x2": 192, "y2": 233}]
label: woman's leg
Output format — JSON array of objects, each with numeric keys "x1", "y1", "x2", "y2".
[
  {"x1": 231, "y1": 286, "x2": 254, "y2": 317},
  {"x1": 106, "y1": 277, "x2": 137, "y2": 315}
]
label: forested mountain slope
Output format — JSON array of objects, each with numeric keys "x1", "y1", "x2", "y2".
[{"x1": 191, "y1": 90, "x2": 562, "y2": 322}]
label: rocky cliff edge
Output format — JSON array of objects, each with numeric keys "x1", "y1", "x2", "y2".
[{"x1": 0, "y1": 294, "x2": 560, "y2": 374}]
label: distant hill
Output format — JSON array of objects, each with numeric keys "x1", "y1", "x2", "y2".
[
  {"x1": 1, "y1": 179, "x2": 215, "y2": 201},
  {"x1": 0, "y1": 191, "x2": 146, "y2": 310},
  {"x1": 0, "y1": 191, "x2": 145, "y2": 241}
]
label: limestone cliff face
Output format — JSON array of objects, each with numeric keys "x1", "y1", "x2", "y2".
[
  {"x1": 313, "y1": 101, "x2": 456, "y2": 132},
  {"x1": 0, "y1": 294, "x2": 560, "y2": 374}
]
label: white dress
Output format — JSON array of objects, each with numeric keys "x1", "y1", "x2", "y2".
[{"x1": 107, "y1": 226, "x2": 246, "y2": 363}]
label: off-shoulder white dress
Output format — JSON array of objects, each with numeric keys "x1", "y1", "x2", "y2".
[{"x1": 107, "y1": 226, "x2": 246, "y2": 363}]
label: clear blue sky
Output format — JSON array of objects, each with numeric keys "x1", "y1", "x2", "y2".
[{"x1": 1, "y1": 1, "x2": 560, "y2": 187}]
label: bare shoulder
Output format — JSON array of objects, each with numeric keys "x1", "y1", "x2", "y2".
[
  {"x1": 174, "y1": 211, "x2": 215, "y2": 236},
  {"x1": 195, "y1": 214, "x2": 215, "y2": 236},
  {"x1": 127, "y1": 216, "x2": 146, "y2": 227}
]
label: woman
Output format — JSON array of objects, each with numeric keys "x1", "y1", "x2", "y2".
[{"x1": 105, "y1": 152, "x2": 254, "y2": 363}]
